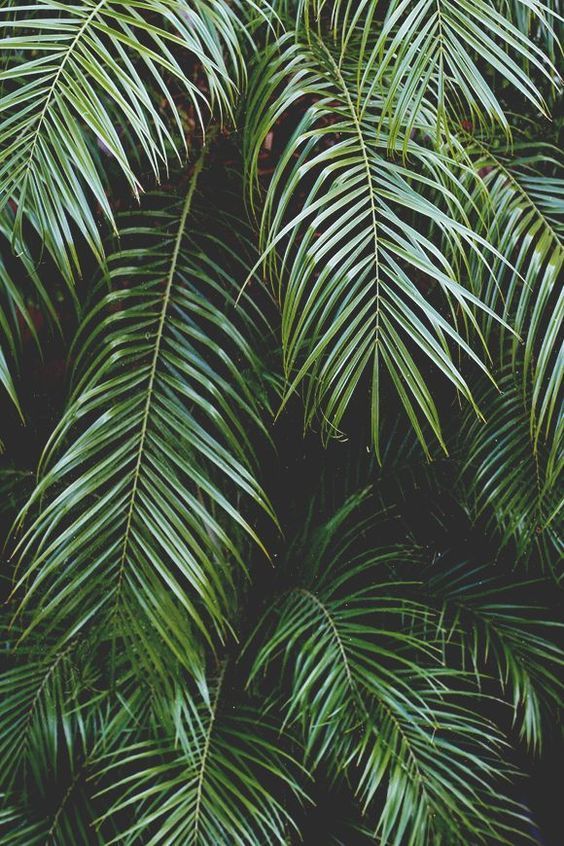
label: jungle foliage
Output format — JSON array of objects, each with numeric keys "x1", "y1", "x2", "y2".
[{"x1": 0, "y1": 1, "x2": 563, "y2": 844}]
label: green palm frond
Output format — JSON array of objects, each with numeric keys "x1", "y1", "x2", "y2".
[
  {"x1": 0, "y1": 0, "x2": 247, "y2": 281},
  {"x1": 0, "y1": 800, "x2": 47, "y2": 846},
  {"x1": 502, "y1": 0, "x2": 563, "y2": 60},
  {"x1": 464, "y1": 140, "x2": 563, "y2": 445},
  {"x1": 269, "y1": 1, "x2": 560, "y2": 139},
  {"x1": 422, "y1": 557, "x2": 564, "y2": 750},
  {"x1": 244, "y1": 33, "x2": 509, "y2": 457},
  {"x1": 249, "y1": 497, "x2": 534, "y2": 845},
  {"x1": 98, "y1": 667, "x2": 307, "y2": 846},
  {"x1": 460, "y1": 370, "x2": 563, "y2": 573},
  {"x1": 358, "y1": 0, "x2": 558, "y2": 143},
  {"x1": 0, "y1": 640, "x2": 79, "y2": 788},
  {"x1": 9, "y1": 148, "x2": 274, "y2": 674},
  {"x1": 0, "y1": 1, "x2": 561, "y2": 842},
  {"x1": 0, "y1": 624, "x2": 114, "y2": 846}
]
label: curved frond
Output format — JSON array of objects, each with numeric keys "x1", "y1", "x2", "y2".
[
  {"x1": 465, "y1": 140, "x2": 563, "y2": 444},
  {"x1": 10, "y1": 149, "x2": 274, "y2": 672},
  {"x1": 365, "y1": 0, "x2": 557, "y2": 142},
  {"x1": 0, "y1": 628, "x2": 114, "y2": 846},
  {"x1": 502, "y1": 0, "x2": 563, "y2": 61},
  {"x1": 460, "y1": 370, "x2": 563, "y2": 573},
  {"x1": 0, "y1": 0, "x2": 246, "y2": 279},
  {"x1": 249, "y1": 499, "x2": 531, "y2": 845},
  {"x1": 98, "y1": 668, "x2": 306, "y2": 846},
  {"x1": 244, "y1": 34, "x2": 506, "y2": 457},
  {"x1": 422, "y1": 557, "x2": 564, "y2": 750}
]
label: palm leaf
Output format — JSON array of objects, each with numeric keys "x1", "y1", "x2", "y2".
[
  {"x1": 459, "y1": 369, "x2": 563, "y2": 573},
  {"x1": 0, "y1": 0, "x2": 246, "y2": 280},
  {"x1": 421, "y1": 557, "x2": 564, "y2": 750},
  {"x1": 249, "y1": 497, "x2": 532, "y2": 845},
  {"x1": 244, "y1": 34, "x2": 508, "y2": 458},
  {"x1": 464, "y1": 139, "x2": 563, "y2": 446},
  {"x1": 0, "y1": 625, "x2": 115, "y2": 845},
  {"x1": 371, "y1": 0, "x2": 558, "y2": 143},
  {"x1": 9, "y1": 147, "x2": 274, "y2": 676},
  {"x1": 97, "y1": 666, "x2": 306, "y2": 846}
]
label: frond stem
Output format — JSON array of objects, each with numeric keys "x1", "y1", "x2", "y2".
[
  {"x1": 192, "y1": 662, "x2": 226, "y2": 844},
  {"x1": 23, "y1": 0, "x2": 110, "y2": 185},
  {"x1": 295, "y1": 588, "x2": 354, "y2": 688},
  {"x1": 112, "y1": 143, "x2": 208, "y2": 620},
  {"x1": 321, "y1": 44, "x2": 382, "y2": 448}
]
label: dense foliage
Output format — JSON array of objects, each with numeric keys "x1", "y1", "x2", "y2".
[{"x1": 0, "y1": 1, "x2": 562, "y2": 843}]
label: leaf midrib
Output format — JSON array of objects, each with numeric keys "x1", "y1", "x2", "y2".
[
  {"x1": 113, "y1": 148, "x2": 207, "y2": 610},
  {"x1": 23, "y1": 0, "x2": 110, "y2": 181},
  {"x1": 192, "y1": 663, "x2": 226, "y2": 845}
]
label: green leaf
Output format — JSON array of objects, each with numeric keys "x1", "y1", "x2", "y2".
[
  {"x1": 10, "y1": 149, "x2": 274, "y2": 677},
  {"x1": 0, "y1": 0, "x2": 247, "y2": 281}
]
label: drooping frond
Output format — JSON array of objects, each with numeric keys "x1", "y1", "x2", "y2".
[
  {"x1": 249, "y1": 498, "x2": 532, "y2": 845},
  {"x1": 0, "y1": 638, "x2": 80, "y2": 789},
  {"x1": 0, "y1": 0, "x2": 247, "y2": 280},
  {"x1": 502, "y1": 0, "x2": 563, "y2": 61},
  {"x1": 421, "y1": 556, "x2": 564, "y2": 750},
  {"x1": 0, "y1": 622, "x2": 115, "y2": 846},
  {"x1": 291, "y1": 0, "x2": 559, "y2": 145},
  {"x1": 98, "y1": 667, "x2": 306, "y2": 846},
  {"x1": 464, "y1": 140, "x2": 563, "y2": 446},
  {"x1": 373, "y1": 0, "x2": 559, "y2": 143},
  {"x1": 460, "y1": 370, "x2": 563, "y2": 574},
  {"x1": 10, "y1": 148, "x2": 274, "y2": 676},
  {"x1": 244, "y1": 33, "x2": 507, "y2": 457}
]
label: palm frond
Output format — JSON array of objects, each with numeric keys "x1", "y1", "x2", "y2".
[
  {"x1": 422, "y1": 557, "x2": 564, "y2": 750},
  {"x1": 460, "y1": 370, "x2": 563, "y2": 573},
  {"x1": 0, "y1": 625, "x2": 114, "y2": 846},
  {"x1": 98, "y1": 667, "x2": 306, "y2": 846},
  {"x1": 502, "y1": 0, "x2": 563, "y2": 61},
  {"x1": 0, "y1": 799, "x2": 47, "y2": 846},
  {"x1": 244, "y1": 34, "x2": 508, "y2": 458},
  {"x1": 364, "y1": 0, "x2": 558, "y2": 143},
  {"x1": 249, "y1": 497, "x2": 531, "y2": 845},
  {"x1": 464, "y1": 140, "x2": 563, "y2": 446},
  {"x1": 9, "y1": 148, "x2": 274, "y2": 676},
  {"x1": 0, "y1": 0, "x2": 247, "y2": 281}
]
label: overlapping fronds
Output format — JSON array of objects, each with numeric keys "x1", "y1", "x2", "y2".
[
  {"x1": 422, "y1": 557, "x2": 564, "y2": 749},
  {"x1": 0, "y1": 0, "x2": 247, "y2": 280},
  {"x1": 0, "y1": 0, "x2": 562, "y2": 842},
  {"x1": 464, "y1": 140, "x2": 563, "y2": 446},
  {"x1": 373, "y1": 0, "x2": 558, "y2": 143},
  {"x1": 249, "y1": 498, "x2": 548, "y2": 845},
  {"x1": 268, "y1": 1, "x2": 560, "y2": 140},
  {"x1": 0, "y1": 620, "x2": 160, "y2": 845},
  {"x1": 9, "y1": 150, "x2": 274, "y2": 677}
]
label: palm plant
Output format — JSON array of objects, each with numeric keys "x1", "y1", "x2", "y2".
[{"x1": 0, "y1": 1, "x2": 562, "y2": 843}]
